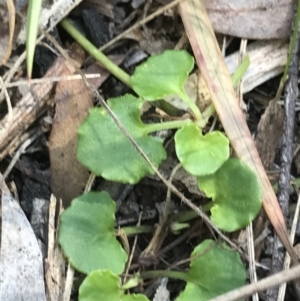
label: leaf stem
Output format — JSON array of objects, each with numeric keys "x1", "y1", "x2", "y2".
[
  {"x1": 140, "y1": 269, "x2": 189, "y2": 282},
  {"x1": 177, "y1": 90, "x2": 202, "y2": 122},
  {"x1": 201, "y1": 103, "x2": 216, "y2": 123},
  {"x1": 143, "y1": 118, "x2": 193, "y2": 134},
  {"x1": 231, "y1": 54, "x2": 250, "y2": 87},
  {"x1": 119, "y1": 225, "x2": 153, "y2": 236},
  {"x1": 175, "y1": 203, "x2": 212, "y2": 223},
  {"x1": 117, "y1": 204, "x2": 214, "y2": 237},
  {"x1": 60, "y1": 19, "x2": 132, "y2": 88}
]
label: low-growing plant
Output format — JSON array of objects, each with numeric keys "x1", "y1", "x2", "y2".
[
  {"x1": 59, "y1": 49, "x2": 262, "y2": 301},
  {"x1": 75, "y1": 50, "x2": 261, "y2": 231},
  {"x1": 59, "y1": 192, "x2": 247, "y2": 301}
]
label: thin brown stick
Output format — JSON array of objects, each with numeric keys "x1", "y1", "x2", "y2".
[
  {"x1": 2, "y1": 0, "x2": 15, "y2": 64},
  {"x1": 0, "y1": 74, "x2": 100, "y2": 88}
]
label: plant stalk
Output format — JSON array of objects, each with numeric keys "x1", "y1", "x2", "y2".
[
  {"x1": 60, "y1": 19, "x2": 132, "y2": 88},
  {"x1": 178, "y1": 90, "x2": 202, "y2": 121},
  {"x1": 175, "y1": 202, "x2": 212, "y2": 223},
  {"x1": 119, "y1": 225, "x2": 153, "y2": 236},
  {"x1": 201, "y1": 104, "x2": 216, "y2": 123},
  {"x1": 143, "y1": 118, "x2": 193, "y2": 134}
]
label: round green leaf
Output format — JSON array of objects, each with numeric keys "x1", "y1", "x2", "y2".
[
  {"x1": 175, "y1": 124, "x2": 230, "y2": 176},
  {"x1": 198, "y1": 158, "x2": 262, "y2": 232},
  {"x1": 59, "y1": 191, "x2": 128, "y2": 274},
  {"x1": 77, "y1": 94, "x2": 167, "y2": 183},
  {"x1": 131, "y1": 50, "x2": 194, "y2": 100},
  {"x1": 176, "y1": 240, "x2": 246, "y2": 301},
  {"x1": 79, "y1": 270, "x2": 150, "y2": 301}
]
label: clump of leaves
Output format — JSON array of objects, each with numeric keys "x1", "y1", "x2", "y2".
[
  {"x1": 60, "y1": 194, "x2": 246, "y2": 301},
  {"x1": 59, "y1": 50, "x2": 262, "y2": 300},
  {"x1": 77, "y1": 50, "x2": 262, "y2": 233}
]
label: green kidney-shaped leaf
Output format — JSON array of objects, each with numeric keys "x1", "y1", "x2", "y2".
[
  {"x1": 59, "y1": 192, "x2": 128, "y2": 274},
  {"x1": 198, "y1": 158, "x2": 262, "y2": 232},
  {"x1": 175, "y1": 124, "x2": 229, "y2": 176},
  {"x1": 131, "y1": 50, "x2": 194, "y2": 100},
  {"x1": 176, "y1": 240, "x2": 246, "y2": 301},
  {"x1": 77, "y1": 94, "x2": 167, "y2": 183},
  {"x1": 80, "y1": 270, "x2": 149, "y2": 301}
]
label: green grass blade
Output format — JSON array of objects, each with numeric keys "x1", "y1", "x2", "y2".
[
  {"x1": 26, "y1": 0, "x2": 43, "y2": 80},
  {"x1": 231, "y1": 54, "x2": 250, "y2": 87}
]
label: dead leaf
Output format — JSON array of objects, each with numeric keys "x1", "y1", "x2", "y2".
[
  {"x1": 0, "y1": 173, "x2": 46, "y2": 301},
  {"x1": 157, "y1": 0, "x2": 295, "y2": 39},
  {"x1": 204, "y1": 0, "x2": 296, "y2": 39},
  {"x1": 255, "y1": 99, "x2": 284, "y2": 170},
  {"x1": 49, "y1": 56, "x2": 126, "y2": 207},
  {"x1": 49, "y1": 73, "x2": 93, "y2": 207},
  {"x1": 139, "y1": 28, "x2": 175, "y2": 55}
]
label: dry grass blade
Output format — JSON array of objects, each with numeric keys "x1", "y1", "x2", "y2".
[
  {"x1": 2, "y1": 0, "x2": 15, "y2": 64},
  {"x1": 0, "y1": 74, "x2": 100, "y2": 88},
  {"x1": 0, "y1": 76, "x2": 13, "y2": 143}
]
